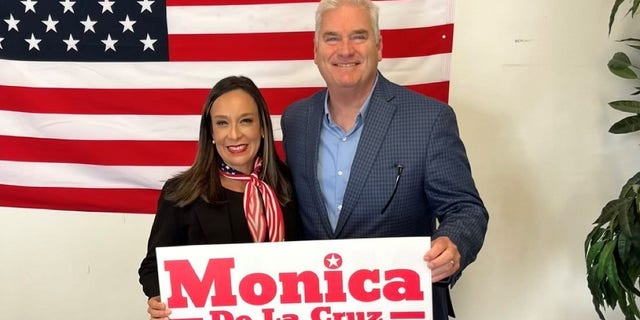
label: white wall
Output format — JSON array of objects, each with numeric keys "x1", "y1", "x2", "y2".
[
  {"x1": 0, "y1": 209, "x2": 151, "y2": 319},
  {"x1": 448, "y1": 0, "x2": 636, "y2": 319},
  {"x1": 1, "y1": 1, "x2": 636, "y2": 319}
]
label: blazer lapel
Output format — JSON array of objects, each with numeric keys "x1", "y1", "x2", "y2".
[
  {"x1": 305, "y1": 91, "x2": 336, "y2": 236},
  {"x1": 334, "y1": 77, "x2": 397, "y2": 236}
]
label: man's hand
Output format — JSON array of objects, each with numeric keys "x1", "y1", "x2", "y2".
[{"x1": 423, "y1": 236, "x2": 461, "y2": 283}]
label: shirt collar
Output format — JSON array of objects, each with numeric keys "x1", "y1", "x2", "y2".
[{"x1": 323, "y1": 73, "x2": 379, "y2": 124}]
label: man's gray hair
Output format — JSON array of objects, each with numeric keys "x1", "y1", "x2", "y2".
[{"x1": 314, "y1": 0, "x2": 380, "y2": 45}]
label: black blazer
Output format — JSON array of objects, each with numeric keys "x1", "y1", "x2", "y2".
[{"x1": 138, "y1": 181, "x2": 302, "y2": 298}]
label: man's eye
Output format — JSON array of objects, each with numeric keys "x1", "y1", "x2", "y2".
[
  {"x1": 324, "y1": 36, "x2": 339, "y2": 43},
  {"x1": 352, "y1": 34, "x2": 367, "y2": 41}
]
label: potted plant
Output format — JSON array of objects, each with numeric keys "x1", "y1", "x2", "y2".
[{"x1": 584, "y1": 1, "x2": 640, "y2": 319}]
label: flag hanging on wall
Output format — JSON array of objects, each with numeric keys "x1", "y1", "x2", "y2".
[{"x1": 0, "y1": 0, "x2": 454, "y2": 214}]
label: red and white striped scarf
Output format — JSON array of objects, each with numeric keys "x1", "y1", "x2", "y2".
[{"x1": 218, "y1": 157, "x2": 284, "y2": 242}]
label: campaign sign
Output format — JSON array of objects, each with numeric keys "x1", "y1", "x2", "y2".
[{"x1": 156, "y1": 237, "x2": 432, "y2": 320}]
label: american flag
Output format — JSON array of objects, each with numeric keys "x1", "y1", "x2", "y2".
[{"x1": 0, "y1": 0, "x2": 454, "y2": 214}]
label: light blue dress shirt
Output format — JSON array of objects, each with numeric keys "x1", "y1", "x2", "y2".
[{"x1": 317, "y1": 78, "x2": 377, "y2": 230}]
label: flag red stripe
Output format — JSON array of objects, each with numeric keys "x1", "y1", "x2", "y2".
[
  {"x1": 0, "y1": 136, "x2": 285, "y2": 165},
  {"x1": 408, "y1": 82, "x2": 449, "y2": 104},
  {"x1": 0, "y1": 85, "x2": 319, "y2": 115},
  {"x1": 0, "y1": 86, "x2": 207, "y2": 115},
  {"x1": 0, "y1": 184, "x2": 160, "y2": 214},
  {"x1": 168, "y1": 25, "x2": 453, "y2": 61},
  {"x1": 0, "y1": 136, "x2": 196, "y2": 165},
  {"x1": 383, "y1": 25, "x2": 453, "y2": 59},
  {"x1": 0, "y1": 82, "x2": 446, "y2": 115}
]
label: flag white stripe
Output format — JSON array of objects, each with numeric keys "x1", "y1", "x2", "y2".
[
  {"x1": 166, "y1": 0, "x2": 454, "y2": 34},
  {"x1": 167, "y1": 3, "x2": 315, "y2": 34},
  {"x1": 0, "y1": 160, "x2": 184, "y2": 189},
  {"x1": 0, "y1": 111, "x2": 284, "y2": 141},
  {"x1": 0, "y1": 54, "x2": 451, "y2": 89}
]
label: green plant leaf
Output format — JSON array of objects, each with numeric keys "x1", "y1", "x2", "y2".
[
  {"x1": 620, "y1": 172, "x2": 640, "y2": 198},
  {"x1": 588, "y1": 268, "x2": 605, "y2": 305},
  {"x1": 620, "y1": 201, "x2": 634, "y2": 237},
  {"x1": 619, "y1": 293, "x2": 640, "y2": 320},
  {"x1": 595, "y1": 198, "x2": 630, "y2": 225},
  {"x1": 603, "y1": 280, "x2": 619, "y2": 307},
  {"x1": 609, "y1": 52, "x2": 639, "y2": 79},
  {"x1": 630, "y1": 221, "x2": 640, "y2": 249},
  {"x1": 618, "y1": 296, "x2": 632, "y2": 319},
  {"x1": 616, "y1": 248, "x2": 640, "y2": 295},
  {"x1": 610, "y1": 100, "x2": 640, "y2": 113},
  {"x1": 609, "y1": 115, "x2": 640, "y2": 133},
  {"x1": 611, "y1": 0, "x2": 627, "y2": 34},
  {"x1": 588, "y1": 239, "x2": 607, "y2": 267},
  {"x1": 586, "y1": 227, "x2": 607, "y2": 253},
  {"x1": 619, "y1": 38, "x2": 640, "y2": 52},
  {"x1": 619, "y1": 232, "x2": 632, "y2": 263},
  {"x1": 592, "y1": 293, "x2": 607, "y2": 320},
  {"x1": 606, "y1": 255, "x2": 623, "y2": 299},
  {"x1": 637, "y1": 193, "x2": 640, "y2": 216},
  {"x1": 598, "y1": 241, "x2": 617, "y2": 281},
  {"x1": 628, "y1": 294, "x2": 640, "y2": 318}
]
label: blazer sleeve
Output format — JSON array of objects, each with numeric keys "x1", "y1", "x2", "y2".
[
  {"x1": 138, "y1": 183, "x2": 187, "y2": 298},
  {"x1": 425, "y1": 105, "x2": 489, "y2": 276}
]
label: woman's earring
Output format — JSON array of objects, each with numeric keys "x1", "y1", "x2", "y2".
[{"x1": 212, "y1": 139, "x2": 216, "y2": 144}]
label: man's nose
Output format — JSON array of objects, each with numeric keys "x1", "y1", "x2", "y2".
[{"x1": 336, "y1": 40, "x2": 355, "y2": 56}]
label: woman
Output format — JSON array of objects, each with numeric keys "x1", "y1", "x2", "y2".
[{"x1": 138, "y1": 76, "x2": 302, "y2": 320}]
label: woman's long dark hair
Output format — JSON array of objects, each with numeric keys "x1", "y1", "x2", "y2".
[{"x1": 165, "y1": 76, "x2": 293, "y2": 206}]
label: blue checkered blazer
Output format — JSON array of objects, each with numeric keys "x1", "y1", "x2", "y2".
[{"x1": 281, "y1": 73, "x2": 488, "y2": 319}]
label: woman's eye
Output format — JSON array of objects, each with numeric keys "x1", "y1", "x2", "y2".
[
  {"x1": 215, "y1": 120, "x2": 227, "y2": 126},
  {"x1": 240, "y1": 118, "x2": 254, "y2": 124}
]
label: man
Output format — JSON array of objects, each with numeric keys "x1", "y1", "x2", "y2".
[{"x1": 280, "y1": 0, "x2": 489, "y2": 318}]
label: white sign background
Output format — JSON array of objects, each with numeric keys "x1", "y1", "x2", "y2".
[{"x1": 157, "y1": 237, "x2": 432, "y2": 320}]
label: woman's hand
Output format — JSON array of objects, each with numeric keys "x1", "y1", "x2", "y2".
[{"x1": 147, "y1": 295, "x2": 171, "y2": 320}]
